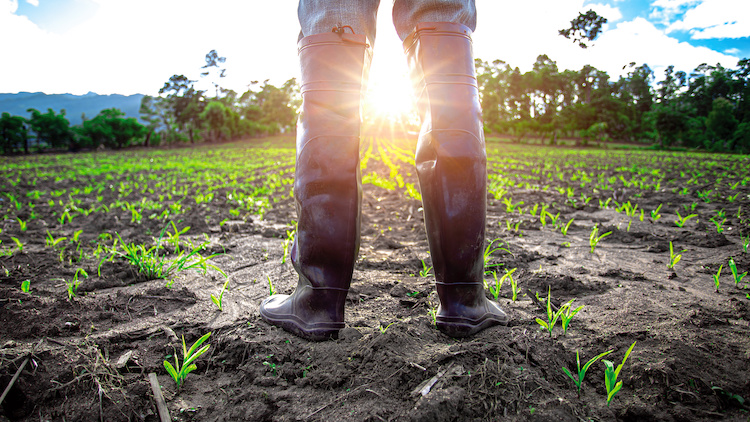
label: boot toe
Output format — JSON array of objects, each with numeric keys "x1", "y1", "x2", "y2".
[
  {"x1": 259, "y1": 294, "x2": 343, "y2": 341},
  {"x1": 436, "y1": 299, "x2": 509, "y2": 338}
]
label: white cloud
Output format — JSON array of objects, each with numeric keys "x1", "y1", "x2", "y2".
[
  {"x1": 724, "y1": 47, "x2": 740, "y2": 55},
  {"x1": 585, "y1": 3, "x2": 623, "y2": 23},
  {"x1": 666, "y1": 0, "x2": 750, "y2": 38},
  {"x1": 25, "y1": 0, "x2": 38, "y2": 6},
  {"x1": 648, "y1": 0, "x2": 699, "y2": 25}
]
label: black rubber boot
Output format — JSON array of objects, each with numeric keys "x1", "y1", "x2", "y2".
[
  {"x1": 260, "y1": 28, "x2": 371, "y2": 341},
  {"x1": 404, "y1": 22, "x2": 509, "y2": 338}
]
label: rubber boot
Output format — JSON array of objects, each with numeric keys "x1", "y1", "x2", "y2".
[
  {"x1": 404, "y1": 22, "x2": 509, "y2": 338},
  {"x1": 259, "y1": 27, "x2": 371, "y2": 341}
]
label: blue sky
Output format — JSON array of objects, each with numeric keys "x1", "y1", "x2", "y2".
[{"x1": 0, "y1": 0, "x2": 747, "y2": 97}]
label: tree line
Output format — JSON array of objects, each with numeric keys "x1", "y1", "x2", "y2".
[
  {"x1": 0, "y1": 50, "x2": 298, "y2": 154},
  {"x1": 475, "y1": 55, "x2": 750, "y2": 152}
]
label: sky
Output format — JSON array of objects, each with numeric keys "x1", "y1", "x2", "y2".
[{"x1": 1, "y1": 0, "x2": 748, "y2": 104}]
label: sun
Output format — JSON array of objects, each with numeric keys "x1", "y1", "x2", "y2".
[{"x1": 362, "y1": 44, "x2": 418, "y2": 136}]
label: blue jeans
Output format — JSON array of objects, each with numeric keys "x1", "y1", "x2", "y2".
[{"x1": 297, "y1": 0, "x2": 477, "y2": 43}]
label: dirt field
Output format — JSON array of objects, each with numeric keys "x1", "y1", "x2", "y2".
[{"x1": 1, "y1": 136, "x2": 749, "y2": 421}]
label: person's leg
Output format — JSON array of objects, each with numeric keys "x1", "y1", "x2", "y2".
[
  {"x1": 392, "y1": 0, "x2": 476, "y2": 41},
  {"x1": 298, "y1": 0, "x2": 381, "y2": 43},
  {"x1": 259, "y1": 3, "x2": 374, "y2": 341},
  {"x1": 399, "y1": 3, "x2": 509, "y2": 337}
]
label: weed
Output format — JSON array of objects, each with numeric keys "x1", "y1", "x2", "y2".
[
  {"x1": 603, "y1": 341, "x2": 636, "y2": 406},
  {"x1": 589, "y1": 225, "x2": 612, "y2": 253},
  {"x1": 667, "y1": 242, "x2": 685, "y2": 270},
  {"x1": 562, "y1": 349, "x2": 612, "y2": 395},
  {"x1": 713, "y1": 264, "x2": 723, "y2": 293},
  {"x1": 728, "y1": 258, "x2": 747, "y2": 287},
  {"x1": 164, "y1": 332, "x2": 211, "y2": 388},
  {"x1": 210, "y1": 280, "x2": 230, "y2": 311}
]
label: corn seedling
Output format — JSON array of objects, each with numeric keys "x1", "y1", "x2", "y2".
[
  {"x1": 484, "y1": 239, "x2": 510, "y2": 273},
  {"x1": 378, "y1": 322, "x2": 396, "y2": 333},
  {"x1": 21, "y1": 279, "x2": 30, "y2": 293},
  {"x1": 535, "y1": 287, "x2": 565, "y2": 337},
  {"x1": 419, "y1": 259, "x2": 433, "y2": 277},
  {"x1": 428, "y1": 302, "x2": 438, "y2": 326},
  {"x1": 559, "y1": 299, "x2": 584, "y2": 335},
  {"x1": 728, "y1": 258, "x2": 747, "y2": 287},
  {"x1": 210, "y1": 279, "x2": 230, "y2": 311},
  {"x1": 740, "y1": 233, "x2": 749, "y2": 253},
  {"x1": 650, "y1": 204, "x2": 662, "y2": 221},
  {"x1": 16, "y1": 217, "x2": 27, "y2": 231},
  {"x1": 674, "y1": 211, "x2": 697, "y2": 228},
  {"x1": 10, "y1": 237, "x2": 23, "y2": 253},
  {"x1": 562, "y1": 349, "x2": 612, "y2": 395},
  {"x1": 709, "y1": 217, "x2": 726, "y2": 234},
  {"x1": 589, "y1": 225, "x2": 612, "y2": 253},
  {"x1": 713, "y1": 264, "x2": 723, "y2": 293},
  {"x1": 267, "y1": 275, "x2": 276, "y2": 296},
  {"x1": 164, "y1": 332, "x2": 211, "y2": 389},
  {"x1": 281, "y1": 227, "x2": 295, "y2": 265},
  {"x1": 603, "y1": 341, "x2": 636, "y2": 406},
  {"x1": 667, "y1": 242, "x2": 685, "y2": 270},
  {"x1": 560, "y1": 218, "x2": 574, "y2": 236}
]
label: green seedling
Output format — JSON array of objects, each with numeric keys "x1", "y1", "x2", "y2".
[
  {"x1": 484, "y1": 239, "x2": 510, "y2": 273},
  {"x1": 711, "y1": 386, "x2": 746, "y2": 406},
  {"x1": 10, "y1": 237, "x2": 23, "y2": 253},
  {"x1": 674, "y1": 211, "x2": 698, "y2": 228},
  {"x1": 487, "y1": 271, "x2": 502, "y2": 300},
  {"x1": 535, "y1": 287, "x2": 565, "y2": 337},
  {"x1": 639, "y1": 209, "x2": 644, "y2": 222},
  {"x1": 281, "y1": 226, "x2": 295, "y2": 264},
  {"x1": 559, "y1": 299, "x2": 584, "y2": 335},
  {"x1": 45, "y1": 231, "x2": 67, "y2": 249},
  {"x1": 728, "y1": 258, "x2": 747, "y2": 287},
  {"x1": 164, "y1": 332, "x2": 211, "y2": 388},
  {"x1": 589, "y1": 225, "x2": 612, "y2": 253},
  {"x1": 267, "y1": 275, "x2": 276, "y2": 296},
  {"x1": 562, "y1": 349, "x2": 612, "y2": 395},
  {"x1": 419, "y1": 259, "x2": 433, "y2": 277},
  {"x1": 21, "y1": 279, "x2": 30, "y2": 293},
  {"x1": 546, "y1": 211, "x2": 561, "y2": 228},
  {"x1": 650, "y1": 204, "x2": 662, "y2": 221},
  {"x1": 210, "y1": 279, "x2": 230, "y2": 311},
  {"x1": 713, "y1": 264, "x2": 723, "y2": 293},
  {"x1": 428, "y1": 302, "x2": 438, "y2": 326},
  {"x1": 740, "y1": 233, "x2": 749, "y2": 253},
  {"x1": 560, "y1": 218, "x2": 574, "y2": 236},
  {"x1": 603, "y1": 341, "x2": 636, "y2": 406},
  {"x1": 709, "y1": 217, "x2": 726, "y2": 234},
  {"x1": 16, "y1": 217, "x2": 27, "y2": 231},
  {"x1": 667, "y1": 242, "x2": 685, "y2": 270},
  {"x1": 504, "y1": 267, "x2": 519, "y2": 302},
  {"x1": 378, "y1": 322, "x2": 395, "y2": 333}
]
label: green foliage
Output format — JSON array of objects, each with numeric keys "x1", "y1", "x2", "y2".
[
  {"x1": 20, "y1": 279, "x2": 30, "y2": 293},
  {"x1": 603, "y1": 341, "x2": 636, "y2": 405},
  {"x1": 667, "y1": 241, "x2": 685, "y2": 270},
  {"x1": 210, "y1": 280, "x2": 230, "y2": 311},
  {"x1": 164, "y1": 332, "x2": 211, "y2": 388},
  {"x1": 26, "y1": 108, "x2": 72, "y2": 149},
  {"x1": 589, "y1": 225, "x2": 612, "y2": 253},
  {"x1": 419, "y1": 259, "x2": 433, "y2": 277},
  {"x1": 562, "y1": 349, "x2": 612, "y2": 394},
  {"x1": 0, "y1": 112, "x2": 29, "y2": 154},
  {"x1": 713, "y1": 264, "x2": 723, "y2": 293},
  {"x1": 77, "y1": 108, "x2": 146, "y2": 149},
  {"x1": 728, "y1": 258, "x2": 748, "y2": 287},
  {"x1": 535, "y1": 287, "x2": 565, "y2": 336}
]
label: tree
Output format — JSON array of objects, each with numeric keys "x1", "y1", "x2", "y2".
[
  {"x1": 0, "y1": 112, "x2": 29, "y2": 154},
  {"x1": 26, "y1": 108, "x2": 72, "y2": 149},
  {"x1": 201, "y1": 50, "x2": 227, "y2": 99},
  {"x1": 78, "y1": 108, "x2": 146, "y2": 149},
  {"x1": 159, "y1": 74, "x2": 205, "y2": 143},
  {"x1": 706, "y1": 97, "x2": 738, "y2": 148},
  {"x1": 200, "y1": 101, "x2": 231, "y2": 142},
  {"x1": 559, "y1": 10, "x2": 607, "y2": 49}
]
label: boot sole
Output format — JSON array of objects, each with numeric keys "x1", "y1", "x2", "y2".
[
  {"x1": 259, "y1": 308, "x2": 343, "y2": 341},
  {"x1": 436, "y1": 314, "x2": 509, "y2": 338}
]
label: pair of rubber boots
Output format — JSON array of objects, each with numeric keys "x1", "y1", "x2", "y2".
[{"x1": 260, "y1": 22, "x2": 509, "y2": 341}]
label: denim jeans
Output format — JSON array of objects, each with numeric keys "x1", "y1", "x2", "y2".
[{"x1": 297, "y1": 0, "x2": 477, "y2": 44}]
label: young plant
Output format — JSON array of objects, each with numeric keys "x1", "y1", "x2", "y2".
[
  {"x1": 164, "y1": 332, "x2": 211, "y2": 389},
  {"x1": 281, "y1": 225, "x2": 296, "y2": 265},
  {"x1": 378, "y1": 322, "x2": 396, "y2": 333},
  {"x1": 484, "y1": 238, "x2": 510, "y2": 273},
  {"x1": 16, "y1": 217, "x2": 27, "y2": 231},
  {"x1": 589, "y1": 225, "x2": 612, "y2": 253},
  {"x1": 267, "y1": 275, "x2": 276, "y2": 296},
  {"x1": 728, "y1": 258, "x2": 747, "y2": 287},
  {"x1": 709, "y1": 217, "x2": 726, "y2": 234},
  {"x1": 210, "y1": 279, "x2": 230, "y2": 311},
  {"x1": 740, "y1": 233, "x2": 749, "y2": 253},
  {"x1": 674, "y1": 211, "x2": 697, "y2": 228},
  {"x1": 419, "y1": 259, "x2": 433, "y2": 277},
  {"x1": 559, "y1": 299, "x2": 584, "y2": 335},
  {"x1": 603, "y1": 341, "x2": 637, "y2": 406},
  {"x1": 650, "y1": 204, "x2": 662, "y2": 222},
  {"x1": 562, "y1": 349, "x2": 612, "y2": 395},
  {"x1": 503, "y1": 267, "x2": 519, "y2": 302},
  {"x1": 560, "y1": 218, "x2": 574, "y2": 236},
  {"x1": 712, "y1": 264, "x2": 723, "y2": 293},
  {"x1": 20, "y1": 279, "x2": 30, "y2": 293},
  {"x1": 667, "y1": 242, "x2": 685, "y2": 270},
  {"x1": 535, "y1": 287, "x2": 564, "y2": 337}
]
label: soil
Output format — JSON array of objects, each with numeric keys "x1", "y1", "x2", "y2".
[{"x1": 1, "y1": 137, "x2": 750, "y2": 421}]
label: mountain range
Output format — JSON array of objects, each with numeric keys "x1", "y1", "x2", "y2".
[{"x1": 0, "y1": 92, "x2": 146, "y2": 126}]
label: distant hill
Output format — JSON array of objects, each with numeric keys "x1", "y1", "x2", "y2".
[{"x1": 0, "y1": 92, "x2": 146, "y2": 126}]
